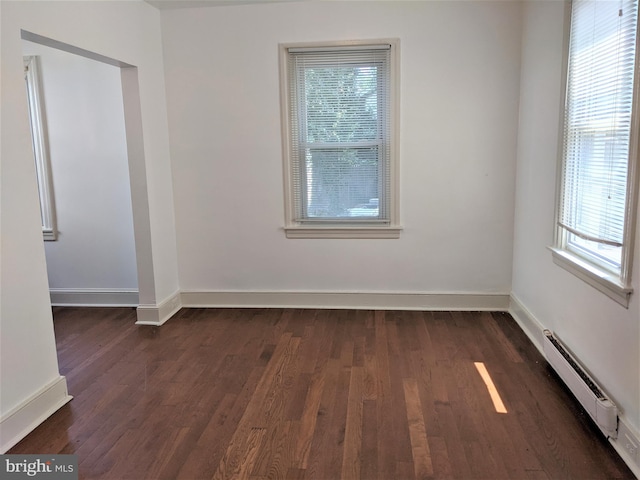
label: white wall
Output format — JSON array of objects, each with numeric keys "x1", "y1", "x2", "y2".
[
  {"x1": 161, "y1": 1, "x2": 522, "y2": 297},
  {"x1": 512, "y1": 0, "x2": 640, "y2": 438},
  {"x1": 0, "y1": 0, "x2": 181, "y2": 305},
  {"x1": 0, "y1": 0, "x2": 179, "y2": 451},
  {"x1": 22, "y1": 41, "x2": 138, "y2": 294},
  {"x1": 4, "y1": 0, "x2": 636, "y2": 466}
]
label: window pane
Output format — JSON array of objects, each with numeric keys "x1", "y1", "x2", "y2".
[
  {"x1": 304, "y1": 65, "x2": 379, "y2": 143},
  {"x1": 559, "y1": 0, "x2": 637, "y2": 247},
  {"x1": 565, "y1": 131, "x2": 628, "y2": 244},
  {"x1": 285, "y1": 43, "x2": 395, "y2": 230},
  {"x1": 567, "y1": 233, "x2": 622, "y2": 272},
  {"x1": 305, "y1": 147, "x2": 379, "y2": 218}
]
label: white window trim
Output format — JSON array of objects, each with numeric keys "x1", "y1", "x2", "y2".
[
  {"x1": 24, "y1": 55, "x2": 57, "y2": 241},
  {"x1": 551, "y1": 2, "x2": 640, "y2": 308},
  {"x1": 279, "y1": 39, "x2": 401, "y2": 239},
  {"x1": 549, "y1": 247, "x2": 634, "y2": 307}
]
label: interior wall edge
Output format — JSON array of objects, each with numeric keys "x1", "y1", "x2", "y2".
[
  {"x1": 135, "y1": 289, "x2": 182, "y2": 325},
  {"x1": 509, "y1": 293, "x2": 546, "y2": 356},
  {"x1": 0, "y1": 375, "x2": 71, "y2": 454}
]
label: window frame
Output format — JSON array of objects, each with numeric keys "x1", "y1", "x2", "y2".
[
  {"x1": 279, "y1": 39, "x2": 401, "y2": 239},
  {"x1": 551, "y1": 0, "x2": 640, "y2": 307},
  {"x1": 24, "y1": 55, "x2": 57, "y2": 241}
]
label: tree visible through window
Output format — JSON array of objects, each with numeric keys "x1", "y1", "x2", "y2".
[
  {"x1": 303, "y1": 64, "x2": 381, "y2": 218},
  {"x1": 281, "y1": 41, "x2": 399, "y2": 238}
]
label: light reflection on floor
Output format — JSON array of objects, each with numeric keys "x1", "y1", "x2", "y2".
[{"x1": 474, "y1": 362, "x2": 508, "y2": 414}]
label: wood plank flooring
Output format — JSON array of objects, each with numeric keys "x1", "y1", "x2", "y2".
[{"x1": 9, "y1": 307, "x2": 635, "y2": 479}]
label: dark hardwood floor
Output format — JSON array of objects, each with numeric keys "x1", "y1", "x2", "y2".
[{"x1": 9, "y1": 307, "x2": 635, "y2": 479}]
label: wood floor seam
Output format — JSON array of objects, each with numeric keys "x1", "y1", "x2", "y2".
[{"x1": 8, "y1": 307, "x2": 635, "y2": 480}]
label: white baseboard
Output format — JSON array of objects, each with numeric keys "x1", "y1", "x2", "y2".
[
  {"x1": 0, "y1": 376, "x2": 72, "y2": 453},
  {"x1": 136, "y1": 290, "x2": 182, "y2": 326},
  {"x1": 50, "y1": 288, "x2": 138, "y2": 307},
  {"x1": 509, "y1": 293, "x2": 640, "y2": 478},
  {"x1": 180, "y1": 290, "x2": 511, "y2": 311},
  {"x1": 508, "y1": 293, "x2": 546, "y2": 356},
  {"x1": 612, "y1": 418, "x2": 640, "y2": 478}
]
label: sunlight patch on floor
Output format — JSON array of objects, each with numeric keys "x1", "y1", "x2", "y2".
[{"x1": 474, "y1": 362, "x2": 508, "y2": 414}]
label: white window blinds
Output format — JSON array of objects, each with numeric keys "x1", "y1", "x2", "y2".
[
  {"x1": 286, "y1": 45, "x2": 391, "y2": 223},
  {"x1": 559, "y1": 0, "x2": 638, "y2": 248}
]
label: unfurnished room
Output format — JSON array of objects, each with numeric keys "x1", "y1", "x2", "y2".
[{"x1": 1, "y1": 0, "x2": 639, "y2": 479}]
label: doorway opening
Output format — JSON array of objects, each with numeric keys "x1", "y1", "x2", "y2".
[{"x1": 21, "y1": 30, "x2": 156, "y2": 313}]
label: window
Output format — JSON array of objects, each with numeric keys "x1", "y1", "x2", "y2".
[
  {"x1": 24, "y1": 55, "x2": 57, "y2": 241},
  {"x1": 552, "y1": 0, "x2": 639, "y2": 306},
  {"x1": 280, "y1": 40, "x2": 400, "y2": 238}
]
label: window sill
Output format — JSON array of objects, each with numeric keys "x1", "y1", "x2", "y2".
[
  {"x1": 284, "y1": 225, "x2": 402, "y2": 239},
  {"x1": 549, "y1": 247, "x2": 632, "y2": 308}
]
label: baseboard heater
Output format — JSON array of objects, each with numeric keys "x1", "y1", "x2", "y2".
[{"x1": 542, "y1": 330, "x2": 618, "y2": 438}]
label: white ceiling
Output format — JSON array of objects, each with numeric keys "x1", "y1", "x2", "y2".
[{"x1": 145, "y1": 0, "x2": 304, "y2": 9}]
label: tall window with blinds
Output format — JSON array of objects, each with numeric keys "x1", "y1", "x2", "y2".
[
  {"x1": 554, "y1": 0, "x2": 639, "y2": 305},
  {"x1": 280, "y1": 41, "x2": 400, "y2": 239}
]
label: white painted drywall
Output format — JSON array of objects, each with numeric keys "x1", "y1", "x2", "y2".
[
  {"x1": 0, "y1": 0, "x2": 179, "y2": 449},
  {"x1": 22, "y1": 41, "x2": 138, "y2": 292},
  {"x1": 512, "y1": 0, "x2": 640, "y2": 432},
  {"x1": 1, "y1": 0, "x2": 180, "y2": 305},
  {"x1": 161, "y1": 1, "x2": 522, "y2": 294}
]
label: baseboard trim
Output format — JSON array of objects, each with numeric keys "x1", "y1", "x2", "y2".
[
  {"x1": 50, "y1": 288, "x2": 138, "y2": 307},
  {"x1": 180, "y1": 291, "x2": 511, "y2": 311},
  {"x1": 136, "y1": 290, "x2": 182, "y2": 326},
  {"x1": 0, "y1": 376, "x2": 72, "y2": 453},
  {"x1": 508, "y1": 293, "x2": 546, "y2": 357},
  {"x1": 509, "y1": 293, "x2": 640, "y2": 477},
  {"x1": 611, "y1": 417, "x2": 640, "y2": 478}
]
